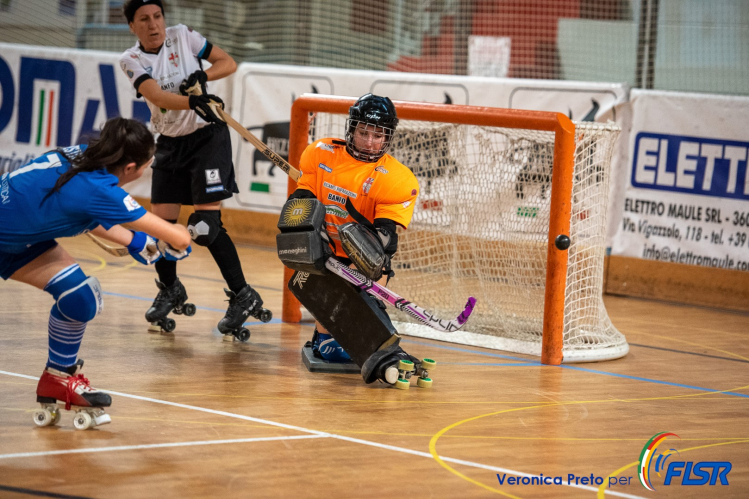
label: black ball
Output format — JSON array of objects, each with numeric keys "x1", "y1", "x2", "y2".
[{"x1": 555, "y1": 234, "x2": 571, "y2": 250}]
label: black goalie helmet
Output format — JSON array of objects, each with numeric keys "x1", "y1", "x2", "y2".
[{"x1": 345, "y1": 94, "x2": 399, "y2": 162}]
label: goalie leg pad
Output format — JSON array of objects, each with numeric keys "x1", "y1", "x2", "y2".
[
  {"x1": 338, "y1": 222, "x2": 386, "y2": 281},
  {"x1": 288, "y1": 269, "x2": 398, "y2": 369},
  {"x1": 47, "y1": 270, "x2": 103, "y2": 323},
  {"x1": 187, "y1": 211, "x2": 223, "y2": 247},
  {"x1": 277, "y1": 198, "x2": 330, "y2": 275}
]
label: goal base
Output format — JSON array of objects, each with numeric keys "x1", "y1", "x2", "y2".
[{"x1": 394, "y1": 322, "x2": 629, "y2": 363}]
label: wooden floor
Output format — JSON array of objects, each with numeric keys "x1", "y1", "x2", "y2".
[{"x1": 1, "y1": 236, "x2": 747, "y2": 499}]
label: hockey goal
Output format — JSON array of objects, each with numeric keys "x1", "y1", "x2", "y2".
[{"x1": 282, "y1": 94, "x2": 627, "y2": 364}]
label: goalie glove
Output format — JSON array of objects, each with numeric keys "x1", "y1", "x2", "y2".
[
  {"x1": 188, "y1": 94, "x2": 225, "y2": 125},
  {"x1": 157, "y1": 239, "x2": 192, "y2": 261},
  {"x1": 127, "y1": 231, "x2": 161, "y2": 265}
]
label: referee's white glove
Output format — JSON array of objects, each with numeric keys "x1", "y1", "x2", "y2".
[{"x1": 157, "y1": 239, "x2": 192, "y2": 261}]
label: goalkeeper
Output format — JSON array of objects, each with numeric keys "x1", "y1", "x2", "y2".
[{"x1": 278, "y1": 94, "x2": 425, "y2": 387}]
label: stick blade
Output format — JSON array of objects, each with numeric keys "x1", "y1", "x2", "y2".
[{"x1": 456, "y1": 297, "x2": 477, "y2": 326}]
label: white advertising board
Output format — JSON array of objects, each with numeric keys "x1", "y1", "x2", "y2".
[
  {"x1": 228, "y1": 62, "x2": 629, "y2": 215},
  {"x1": 611, "y1": 89, "x2": 749, "y2": 272},
  {"x1": 0, "y1": 42, "x2": 230, "y2": 198}
]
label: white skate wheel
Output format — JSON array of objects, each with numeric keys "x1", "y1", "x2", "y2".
[
  {"x1": 50, "y1": 408, "x2": 61, "y2": 425},
  {"x1": 73, "y1": 411, "x2": 93, "y2": 430},
  {"x1": 384, "y1": 366, "x2": 400, "y2": 385},
  {"x1": 148, "y1": 322, "x2": 162, "y2": 333},
  {"x1": 33, "y1": 409, "x2": 53, "y2": 427}
]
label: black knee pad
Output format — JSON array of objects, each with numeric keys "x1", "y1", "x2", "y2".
[{"x1": 187, "y1": 211, "x2": 223, "y2": 246}]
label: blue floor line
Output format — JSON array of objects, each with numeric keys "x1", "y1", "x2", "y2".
[
  {"x1": 100, "y1": 292, "x2": 748, "y2": 400},
  {"x1": 402, "y1": 339, "x2": 749, "y2": 400}
]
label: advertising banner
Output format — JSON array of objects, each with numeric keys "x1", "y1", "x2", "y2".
[
  {"x1": 228, "y1": 63, "x2": 629, "y2": 214},
  {"x1": 0, "y1": 43, "x2": 230, "y2": 198},
  {"x1": 611, "y1": 89, "x2": 749, "y2": 272}
]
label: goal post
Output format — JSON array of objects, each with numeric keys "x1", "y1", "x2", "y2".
[{"x1": 282, "y1": 94, "x2": 627, "y2": 365}]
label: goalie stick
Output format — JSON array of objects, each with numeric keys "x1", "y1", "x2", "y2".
[{"x1": 324, "y1": 257, "x2": 476, "y2": 333}]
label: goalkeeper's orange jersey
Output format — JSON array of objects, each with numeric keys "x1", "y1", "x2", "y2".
[{"x1": 297, "y1": 138, "x2": 419, "y2": 258}]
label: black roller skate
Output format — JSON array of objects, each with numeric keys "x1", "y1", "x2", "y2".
[
  {"x1": 361, "y1": 344, "x2": 436, "y2": 390},
  {"x1": 217, "y1": 284, "x2": 272, "y2": 342},
  {"x1": 145, "y1": 278, "x2": 196, "y2": 332}
]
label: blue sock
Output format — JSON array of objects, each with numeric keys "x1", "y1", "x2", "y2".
[
  {"x1": 315, "y1": 332, "x2": 352, "y2": 363},
  {"x1": 46, "y1": 307, "x2": 86, "y2": 370},
  {"x1": 44, "y1": 264, "x2": 88, "y2": 370}
]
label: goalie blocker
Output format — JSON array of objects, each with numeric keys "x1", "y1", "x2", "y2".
[{"x1": 276, "y1": 198, "x2": 331, "y2": 274}]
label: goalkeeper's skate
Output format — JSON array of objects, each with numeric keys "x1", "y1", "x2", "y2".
[
  {"x1": 34, "y1": 360, "x2": 112, "y2": 430},
  {"x1": 145, "y1": 278, "x2": 196, "y2": 332},
  {"x1": 217, "y1": 285, "x2": 272, "y2": 342},
  {"x1": 363, "y1": 345, "x2": 436, "y2": 390}
]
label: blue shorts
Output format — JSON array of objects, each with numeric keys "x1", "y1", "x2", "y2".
[{"x1": 0, "y1": 240, "x2": 58, "y2": 280}]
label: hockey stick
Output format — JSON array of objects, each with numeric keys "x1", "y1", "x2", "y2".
[
  {"x1": 86, "y1": 233, "x2": 130, "y2": 257},
  {"x1": 183, "y1": 83, "x2": 301, "y2": 181},
  {"x1": 324, "y1": 257, "x2": 477, "y2": 333},
  {"x1": 86, "y1": 233, "x2": 159, "y2": 259}
]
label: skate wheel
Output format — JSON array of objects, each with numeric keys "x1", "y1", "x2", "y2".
[
  {"x1": 50, "y1": 408, "x2": 61, "y2": 425},
  {"x1": 395, "y1": 378, "x2": 410, "y2": 390},
  {"x1": 236, "y1": 328, "x2": 250, "y2": 342},
  {"x1": 148, "y1": 322, "x2": 162, "y2": 333},
  {"x1": 163, "y1": 318, "x2": 176, "y2": 333},
  {"x1": 259, "y1": 309, "x2": 272, "y2": 323},
  {"x1": 398, "y1": 359, "x2": 415, "y2": 372},
  {"x1": 33, "y1": 408, "x2": 53, "y2": 427},
  {"x1": 421, "y1": 358, "x2": 437, "y2": 370},
  {"x1": 183, "y1": 303, "x2": 197, "y2": 316},
  {"x1": 73, "y1": 411, "x2": 94, "y2": 430},
  {"x1": 417, "y1": 377, "x2": 433, "y2": 388}
]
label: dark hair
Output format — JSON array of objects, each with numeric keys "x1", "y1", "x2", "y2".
[
  {"x1": 46, "y1": 117, "x2": 155, "y2": 198},
  {"x1": 123, "y1": 0, "x2": 165, "y2": 24}
]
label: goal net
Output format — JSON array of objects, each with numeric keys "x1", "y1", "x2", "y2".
[{"x1": 285, "y1": 95, "x2": 628, "y2": 364}]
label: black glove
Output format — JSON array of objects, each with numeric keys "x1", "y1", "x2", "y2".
[
  {"x1": 179, "y1": 70, "x2": 208, "y2": 96},
  {"x1": 188, "y1": 94, "x2": 225, "y2": 125}
]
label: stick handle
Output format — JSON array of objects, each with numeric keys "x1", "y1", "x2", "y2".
[{"x1": 184, "y1": 84, "x2": 301, "y2": 182}]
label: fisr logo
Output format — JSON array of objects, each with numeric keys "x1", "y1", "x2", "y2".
[
  {"x1": 638, "y1": 432, "x2": 732, "y2": 491},
  {"x1": 663, "y1": 462, "x2": 731, "y2": 486}
]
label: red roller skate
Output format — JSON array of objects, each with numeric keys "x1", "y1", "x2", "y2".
[{"x1": 34, "y1": 360, "x2": 112, "y2": 430}]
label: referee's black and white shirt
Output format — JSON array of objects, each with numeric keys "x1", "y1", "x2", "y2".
[{"x1": 120, "y1": 24, "x2": 212, "y2": 137}]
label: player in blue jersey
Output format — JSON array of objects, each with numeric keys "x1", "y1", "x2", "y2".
[
  {"x1": 120, "y1": 0, "x2": 271, "y2": 340},
  {"x1": 0, "y1": 117, "x2": 192, "y2": 430}
]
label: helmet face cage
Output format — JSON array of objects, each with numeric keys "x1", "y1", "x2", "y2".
[
  {"x1": 345, "y1": 94, "x2": 398, "y2": 162},
  {"x1": 344, "y1": 120, "x2": 396, "y2": 162}
]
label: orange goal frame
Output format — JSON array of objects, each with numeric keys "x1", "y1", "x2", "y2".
[{"x1": 281, "y1": 94, "x2": 576, "y2": 365}]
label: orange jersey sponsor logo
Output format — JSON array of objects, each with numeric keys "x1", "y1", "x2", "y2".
[{"x1": 297, "y1": 138, "x2": 419, "y2": 258}]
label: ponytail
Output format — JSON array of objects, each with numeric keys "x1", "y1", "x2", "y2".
[{"x1": 46, "y1": 117, "x2": 155, "y2": 198}]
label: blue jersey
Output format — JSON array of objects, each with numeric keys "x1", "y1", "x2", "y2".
[{"x1": 0, "y1": 146, "x2": 147, "y2": 254}]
